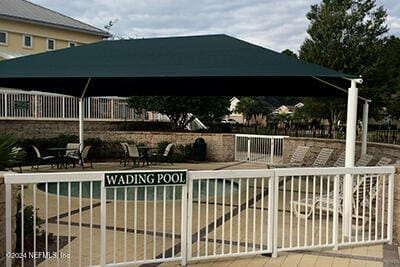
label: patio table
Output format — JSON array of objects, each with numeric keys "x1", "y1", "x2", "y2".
[
  {"x1": 138, "y1": 146, "x2": 157, "y2": 165},
  {"x1": 47, "y1": 147, "x2": 77, "y2": 169}
]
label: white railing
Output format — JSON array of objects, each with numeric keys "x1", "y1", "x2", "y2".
[
  {"x1": 5, "y1": 166, "x2": 394, "y2": 266},
  {"x1": 235, "y1": 134, "x2": 288, "y2": 164},
  {"x1": 187, "y1": 170, "x2": 274, "y2": 261},
  {"x1": 0, "y1": 89, "x2": 169, "y2": 122},
  {"x1": 274, "y1": 166, "x2": 394, "y2": 254}
]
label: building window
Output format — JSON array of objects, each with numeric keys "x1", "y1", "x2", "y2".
[
  {"x1": 47, "y1": 39, "x2": 55, "y2": 50},
  {"x1": 68, "y1": 42, "x2": 77, "y2": 47},
  {"x1": 0, "y1": 31, "x2": 8, "y2": 45},
  {"x1": 22, "y1": 34, "x2": 32, "y2": 48}
]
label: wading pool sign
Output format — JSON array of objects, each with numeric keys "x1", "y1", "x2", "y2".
[{"x1": 104, "y1": 170, "x2": 187, "y2": 187}]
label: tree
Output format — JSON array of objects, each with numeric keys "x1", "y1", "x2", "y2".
[
  {"x1": 299, "y1": 97, "x2": 346, "y2": 137},
  {"x1": 127, "y1": 96, "x2": 231, "y2": 130},
  {"x1": 281, "y1": 49, "x2": 298, "y2": 58},
  {"x1": 379, "y1": 36, "x2": 400, "y2": 119},
  {"x1": 299, "y1": 0, "x2": 389, "y2": 119},
  {"x1": 234, "y1": 97, "x2": 271, "y2": 126}
]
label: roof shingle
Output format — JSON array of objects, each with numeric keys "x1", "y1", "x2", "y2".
[{"x1": 0, "y1": 0, "x2": 110, "y2": 37}]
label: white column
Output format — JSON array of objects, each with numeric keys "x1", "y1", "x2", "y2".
[
  {"x1": 343, "y1": 78, "x2": 361, "y2": 236},
  {"x1": 79, "y1": 78, "x2": 91, "y2": 153},
  {"x1": 361, "y1": 100, "x2": 370, "y2": 155},
  {"x1": 79, "y1": 98, "x2": 84, "y2": 153}
]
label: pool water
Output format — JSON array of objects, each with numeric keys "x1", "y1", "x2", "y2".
[{"x1": 37, "y1": 179, "x2": 238, "y2": 200}]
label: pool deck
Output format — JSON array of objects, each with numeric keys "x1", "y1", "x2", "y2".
[{"x1": 17, "y1": 161, "x2": 400, "y2": 267}]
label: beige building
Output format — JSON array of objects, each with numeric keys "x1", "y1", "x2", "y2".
[{"x1": 0, "y1": 0, "x2": 111, "y2": 60}]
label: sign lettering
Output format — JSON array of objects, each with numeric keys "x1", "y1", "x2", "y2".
[{"x1": 104, "y1": 170, "x2": 187, "y2": 187}]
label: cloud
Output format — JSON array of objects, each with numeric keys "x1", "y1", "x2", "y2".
[{"x1": 30, "y1": 0, "x2": 400, "y2": 53}]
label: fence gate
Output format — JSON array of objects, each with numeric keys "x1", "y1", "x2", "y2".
[
  {"x1": 186, "y1": 169, "x2": 275, "y2": 262},
  {"x1": 235, "y1": 134, "x2": 287, "y2": 164}
]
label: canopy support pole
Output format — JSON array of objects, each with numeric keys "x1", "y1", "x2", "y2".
[
  {"x1": 343, "y1": 78, "x2": 362, "y2": 237},
  {"x1": 79, "y1": 78, "x2": 91, "y2": 153},
  {"x1": 361, "y1": 100, "x2": 370, "y2": 155}
]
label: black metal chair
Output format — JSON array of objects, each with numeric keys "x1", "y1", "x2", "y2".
[{"x1": 31, "y1": 145, "x2": 55, "y2": 170}]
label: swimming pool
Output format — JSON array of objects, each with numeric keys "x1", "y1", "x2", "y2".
[{"x1": 37, "y1": 179, "x2": 238, "y2": 200}]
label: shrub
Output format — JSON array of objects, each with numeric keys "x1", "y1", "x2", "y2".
[
  {"x1": 15, "y1": 193, "x2": 48, "y2": 253},
  {"x1": 0, "y1": 135, "x2": 26, "y2": 171}
]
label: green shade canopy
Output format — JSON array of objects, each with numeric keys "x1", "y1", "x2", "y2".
[{"x1": 0, "y1": 34, "x2": 357, "y2": 97}]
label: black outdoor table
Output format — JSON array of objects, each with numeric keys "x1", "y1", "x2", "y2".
[{"x1": 46, "y1": 147, "x2": 77, "y2": 169}]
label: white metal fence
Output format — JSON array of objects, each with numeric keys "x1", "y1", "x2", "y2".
[
  {"x1": 0, "y1": 89, "x2": 169, "y2": 121},
  {"x1": 5, "y1": 166, "x2": 394, "y2": 266},
  {"x1": 274, "y1": 166, "x2": 394, "y2": 254},
  {"x1": 235, "y1": 134, "x2": 287, "y2": 164}
]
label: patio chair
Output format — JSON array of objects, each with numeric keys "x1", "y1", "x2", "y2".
[
  {"x1": 333, "y1": 152, "x2": 373, "y2": 167},
  {"x1": 150, "y1": 143, "x2": 175, "y2": 165},
  {"x1": 375, "y1": 156, "x2": 392, "y2": 166},
  {"x1": 356, "y1": 154, "x2": 373, "y2": 166},
  {"x1": 32, "y1": 145, "x2": 55, "y2": 170},
  {"x1": 120, "y1": 142, "x2": 129, "y2": 166},
  {"x1": 291, "y1": 174, "x2": 379, "y2": 222},
  {"x1": 65, "y1": 143, "x2": 80, "y2": 158},
  {"x1": 267, "y1": 145, "x2": 309, "y2": 168},
  {"x1": 126, "y1": 144, "x2": 146, "y2": 167},
  {"x1": 67, "y1": 145, "x2": 93, "y2": 169},
  {"x1": 333, "y1": 151, "x2": 346, "y2": 167},
  {"x1": 311, "y1": 148, "x2": 333, "y2": 167}
]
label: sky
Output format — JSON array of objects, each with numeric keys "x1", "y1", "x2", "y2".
[{"x1": 31, "y1": 0, "x2": 400, "y2": 54}]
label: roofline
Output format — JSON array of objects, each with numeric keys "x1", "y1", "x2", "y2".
[{"x1": 0, "y1": 14, "x2": 111, "y2": 38}]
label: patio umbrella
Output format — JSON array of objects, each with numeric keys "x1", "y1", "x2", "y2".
[{"x1": 0, "y1": 34, "x2": 361, "y2": 232}]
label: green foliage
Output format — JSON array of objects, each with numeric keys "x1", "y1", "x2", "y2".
[
  {"x1": 299, "y1": 0, "x2": 390, "y2": 119},
  {"x1": 235, "y1": 97, "x2": 271, "y2": 125},
  {"x1": 127, "y1": 96, "x2": 232, "y2": 130},
  {"x1": 281, "y1": 49, "x2": 298, "y2": 58},
  {"x1": 0, "y1": 135, "x2": 26, "y2": 171},
  {"x1": 15, "y1": 193, "x2": 47, "y2": 252},
  {"x1": 379, "y1": 36, "x2": 400, "y2": 119}
]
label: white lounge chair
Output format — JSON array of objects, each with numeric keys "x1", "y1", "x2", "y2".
[
  {"x1": 333, "y1": 152, "x2": 373, "y2": 167},
  {"x1": 311, "y1": 148, "x2": 333, "y2": 167},
  {"x1": 291, "y1": 174, "x2": 379, "y2": 222},
  {"x1": 375, "y1": 156, "x2": 392, "y2": 166},
  {"x1": 267, "y1": 145, "x2": 309, "y2": 168}
]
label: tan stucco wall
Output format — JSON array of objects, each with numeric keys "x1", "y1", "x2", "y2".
[{"x1": 0, "y1": 18, "x2": 104, "y2": 54}]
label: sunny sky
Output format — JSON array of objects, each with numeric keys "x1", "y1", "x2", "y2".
[{"x1": 30, "y1": 0, "x2": 400, "y2": 54}]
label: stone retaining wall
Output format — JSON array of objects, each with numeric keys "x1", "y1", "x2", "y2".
[
  {"x1": 283, "y1": 137, "x2": 400, "y2": 166},
  {"x1": 0, "y1": 120, "x2": 121, "y2": 138},
  {"x1": 85, "y1": 131, "x2": 235, "y2": 162}
]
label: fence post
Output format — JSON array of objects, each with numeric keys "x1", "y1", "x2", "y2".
[
  {"x1": 388, "y1": 172, "x2": 394, "y2": 244},
  {"x1": 333, "y1": 174, "x2": 339, "y2": 250},
  {"x1": 272, "y1": 170, "x2": 278, "y2": 257},
  {"x1": 270, "y1": 138, "x2": 274, "y2": 164},
  {"x1": 4, "y1": 93, "x2": 7, "y2": 118},
  {"x1": 247, "y1": 137, "x2": 251, "y2": 161},
  {"x1": 100, "y1": 180, "x2": 106, "y2": 265},
  {"x1": 5, "y1": 183, "x2": 12, "y2": 267},
  {"x1": 180, "y1": 182, "x2": 188, "y2": 266}
]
